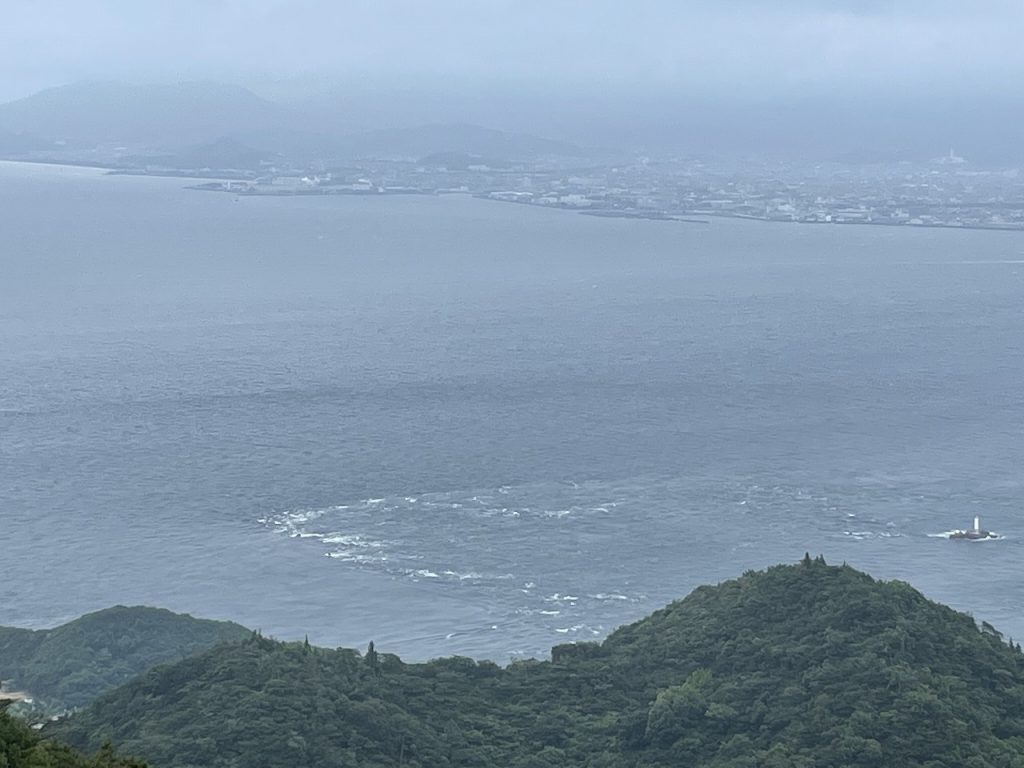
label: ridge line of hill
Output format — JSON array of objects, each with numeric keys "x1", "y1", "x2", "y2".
[{"x1": 40, "y1": 559, "x2": 1024, "y2": 768}]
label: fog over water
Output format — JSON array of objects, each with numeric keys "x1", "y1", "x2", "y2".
[{"x1": 3, "y1": 162, "x2": 1024, "y2": 659}]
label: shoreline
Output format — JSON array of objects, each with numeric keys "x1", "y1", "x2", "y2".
[
  {"x1": 5, "y1": 157, "x2": 1023, "y2": 234},
  {"x1": 474, "y1": 195, "x2": 1024, "y2": 233},
  {"x1": 0, "y1": 158, "x2": 113, "y2": 173}
]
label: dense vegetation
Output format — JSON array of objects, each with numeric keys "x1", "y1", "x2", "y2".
[
  {"x1": 0, "y1": 607, "x2": 248, "y2": 710},
  {"x1": 0, "y1": 702, "x2": 144, "y2": 768},
  {"x1": 51, "y1": 559, "x2": 1024, "y2": 767}
]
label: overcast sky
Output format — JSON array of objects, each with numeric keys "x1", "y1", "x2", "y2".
[{"x1": 3, "y1": 0, "x2": 1024, "y2": 103}]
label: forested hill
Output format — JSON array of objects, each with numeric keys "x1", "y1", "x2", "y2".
[
  {"x1": 52, "y1": 559, "x2": 1024, "y2": 768},
  {"x1": 0, "y1": 606, "x2": 249, "y2": 710},
  {"x1": 0, "y1": 703, "x2": 144, "y2": 768}
]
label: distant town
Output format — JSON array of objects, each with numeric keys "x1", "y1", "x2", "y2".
[
  {"x1": 174, "y1": 148, "x2": 1024, "y2": 232},
  {"x1": 4, "y1": 81, "x2": 1024, "y2": 233}
]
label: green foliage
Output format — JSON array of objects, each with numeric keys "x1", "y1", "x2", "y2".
[
  {"x1": 0, "y1": 607, "x2": 249, "y2": 711},
  {"x1": 0, "y1": 703, "x2": 144, "y2": 768},
  {"x1": 49, "y1": 562, "x2": 1024, "y2": 767}
]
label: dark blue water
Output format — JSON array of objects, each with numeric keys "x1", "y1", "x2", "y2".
[{"x1": 3, "y1": 161, "x2": 1024, "y2": 659}]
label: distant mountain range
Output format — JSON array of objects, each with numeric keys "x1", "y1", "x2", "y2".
[
  {"x1": 0, "y1": 81, "x2": 586, "y2": 167},
  {"x1": 3, "y1": 79, "x2": 1022, "y2": 166}
]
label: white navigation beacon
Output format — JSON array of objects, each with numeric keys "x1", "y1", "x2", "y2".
[{"x1": 949, "y1": 515, "x2": 997, "y2": 540}]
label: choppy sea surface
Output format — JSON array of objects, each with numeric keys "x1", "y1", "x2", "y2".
[{"x1": 3, "y1": 161, "x2": 1024, "y2": 660}]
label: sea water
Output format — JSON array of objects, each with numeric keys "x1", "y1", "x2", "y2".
[{"x1": 3, "y1": 161, "x2": 1024, "y2": 659}]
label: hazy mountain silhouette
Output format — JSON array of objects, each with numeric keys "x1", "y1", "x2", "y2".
[
  {"x1": 334, "y1": 123, "x2": 584, "y2": 161},
  {"x1": 0, "y1": 81, "x2": 289, "y2": 148},
  {"x1": 0, "y1": 81, "x2": 586, "y2": 164},
  {"x1": 0, "y1": 127, "x2": 52, "y2": 154}
]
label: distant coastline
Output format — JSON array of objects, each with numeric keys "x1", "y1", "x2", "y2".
[
  {"x1": 184, "y1": 180, "x2": 432, "y2": 197},
  {"x1": 181, "y1": 174, "x2": 1024, "y2": 233},
  {"x1": 5, "y1": 158, "x2": 1024, "y2": 234},
  {"x1": 0, "y1": 158, "x2": 112, "y2": 173},
  {"x1": 474, "y1": 193, "x2": 1024, "y2": 232}
]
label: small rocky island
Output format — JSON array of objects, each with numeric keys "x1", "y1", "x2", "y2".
[{"x1": 950, "y1": 516, "x2": 999, "y2": 540}]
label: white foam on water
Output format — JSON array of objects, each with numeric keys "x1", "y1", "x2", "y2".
[
  {"x1": 544, "y1": 593, "x2": 580, "y2": 603},
  {"x1": 293, "y1": 509, "x2": 327, "y2": 523},
  {"x1": 264, "y1": 476, "x2": 1014, "y2": 657},
  {"x1": 544, "y1": 509, "x2": 573, "y2": 518},
  {"x1": 555, "y1": 624, "x2": 587, "y2": 634},
  {"x1": 321, "y1": 534, "x2": 384, "y2": 547},
  {"x1": 928, "y1": 530, "x2": 1004, "y2": 541},
  {"x1": 325, "y1": 551, "x2": 388, "y2": 563},
  {"x1": 842, "y1": 528, "x2": 903, "y2": 539}
]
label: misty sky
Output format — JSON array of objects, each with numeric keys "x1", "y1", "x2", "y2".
[{"x1": 3, "y1": 1, "x2": 1024, "y2": 103}]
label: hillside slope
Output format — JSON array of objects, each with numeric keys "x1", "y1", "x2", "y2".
[
  {"x1": 51, "y1": 559, "x2": 1024, "y2": 768},
  {"x1": 0, "y1": 606, "x2": 249, "y2": 710},
  {"x1": 0, "y1": 702, "x2": 144, "y2": 768}
]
